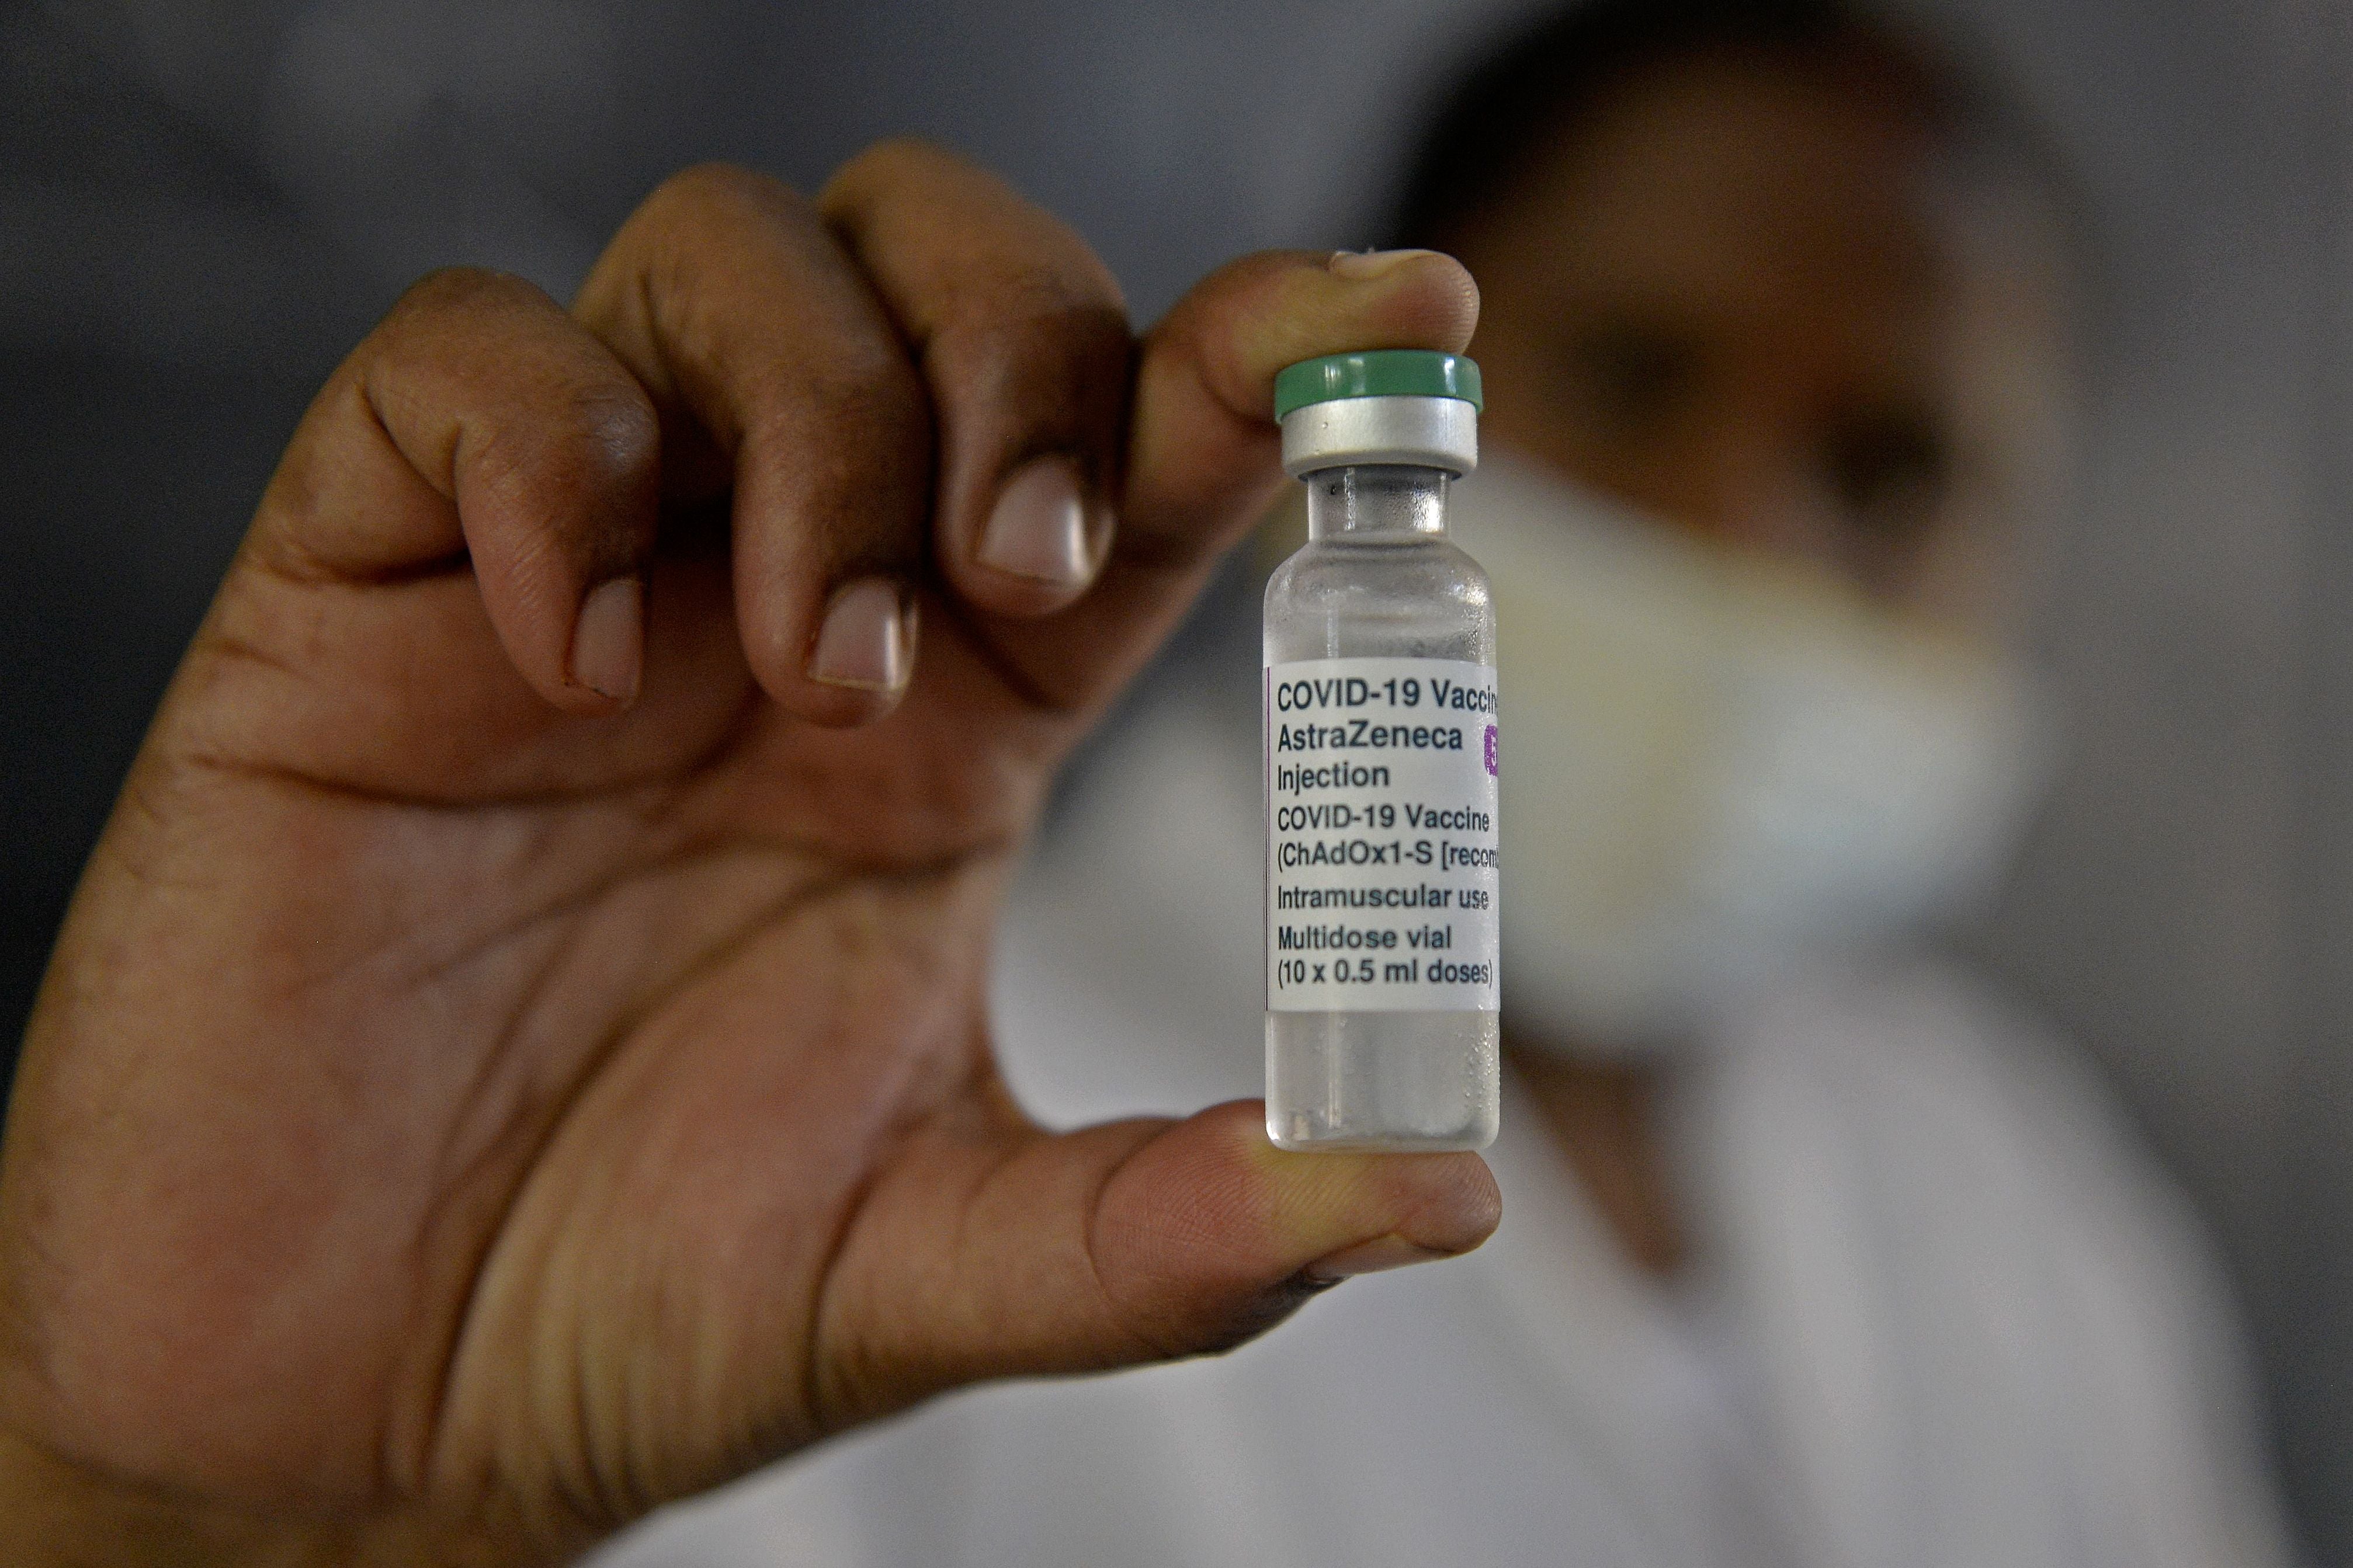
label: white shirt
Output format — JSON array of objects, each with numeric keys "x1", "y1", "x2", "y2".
[{"x1": 595, "y1": 673, "x2": 2292, "y2": 1568}]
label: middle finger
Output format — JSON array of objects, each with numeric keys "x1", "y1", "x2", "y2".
[{"x1": 573, "y1": 163, "x2": 931, "y2": 727}]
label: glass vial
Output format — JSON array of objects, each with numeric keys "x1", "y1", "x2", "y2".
[{"x1": 1264, "y1": 351, "x2": 1499, "y2": 1150}]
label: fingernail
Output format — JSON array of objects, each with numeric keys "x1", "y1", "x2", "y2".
[
  {"x1": 978, "y1": 455, "x2": 1095, "y2": 587},
  {"x1": 1302, "y1": 1234, "x2": 1450, "y2": 1284},
  {"x1": 1328, "y1": 248, "x2": 1442, "y2": 281},
  {"x1": 569, "y1": 576, "x2": 644, "y2": 705},
  {"x1": 808, "y1": 577, "x2": 915, "y2": 692}
]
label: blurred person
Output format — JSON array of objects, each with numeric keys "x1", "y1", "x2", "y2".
[{"x1": 596, "y1": 2, "x2": 2296, "y2": 1565}]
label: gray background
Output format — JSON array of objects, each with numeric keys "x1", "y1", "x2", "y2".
[{"x1": 2, "y1": 0, "x2": 2347, "y2": 1555}]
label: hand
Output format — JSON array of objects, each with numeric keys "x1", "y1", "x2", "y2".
[{"x1": 0, "y1": 146, "x2": 1493, "y2": 1563}]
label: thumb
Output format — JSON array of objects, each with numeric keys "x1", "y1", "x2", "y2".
[{"x1": 810, "y1": 1099, "x2": 1500, "y2": 1428}]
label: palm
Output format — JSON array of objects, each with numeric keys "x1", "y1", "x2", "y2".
[
  {"x1": 0, "y1": 151, "x2": 1494, "y2": 1563},
  {"x1": 75, "y1": 527, "x2": 1098, "y2": 1520}
]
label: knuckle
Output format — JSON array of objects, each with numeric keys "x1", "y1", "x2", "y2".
[
  {"x1": 634, "y1": 160, "x2": 801, "y2": 234},
  {"x1": 824, "y1": 135, "x2": 963, "y2": 203},
  {"x1": 367, "y1": 269, "x2": 565, "y2": 390},
  {"x1": 747, "y1": 349, "x2": 932, "y2": 461},
  {"x1": 943, "y1": 294, "x2": 1132, "y2": 383},
  {"x1": 383, "y1": 265, "x2": 549, "y2": 331},
  {"x1": 468, "y1": 385, "x2": 658, "y2": 529},
  {"x1": 561, "y1": 384, "x2": 661, "y2": 495},
  {"x1": 988, "y1": 272, "x2": 1132, "y2": 339}
]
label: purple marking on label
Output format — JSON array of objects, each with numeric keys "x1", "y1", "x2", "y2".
[{"x1": 1484, "y1": 724, "x2": 1498, "y2": 777}]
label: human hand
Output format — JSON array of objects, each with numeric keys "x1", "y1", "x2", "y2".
[{"x1": 0, "y1": 146, "x2": 1494, "y2": 1563}]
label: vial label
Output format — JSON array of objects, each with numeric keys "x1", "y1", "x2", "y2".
[{"x1": 1265, "y1": 657, "x2": 1500, "y2": 1013}]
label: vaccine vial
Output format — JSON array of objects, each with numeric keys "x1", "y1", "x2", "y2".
[{"x1": 1265, "y1": 350, "x2": 1499, "y2": 1151}]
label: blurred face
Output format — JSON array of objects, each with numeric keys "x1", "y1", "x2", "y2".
[{"x1": 1452, "y1": 48, "x2": 2073, "y2": 636}]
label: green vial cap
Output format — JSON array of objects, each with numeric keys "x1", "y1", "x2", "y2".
[{"x1": 1272, "y1": 349, "x2": 1483, "y2": 421}]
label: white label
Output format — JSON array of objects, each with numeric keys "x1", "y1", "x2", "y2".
[{"x1": 1265, "y1": 658, "x2": 1500, "y2": 1012}]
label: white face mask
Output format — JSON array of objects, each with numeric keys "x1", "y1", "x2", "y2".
[{"x1": 1446, "y1": 453, "x2": 2054, "y2": 1055}]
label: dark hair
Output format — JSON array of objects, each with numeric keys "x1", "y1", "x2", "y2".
[{"x1": 1390, "y1": 0, "x2": 2038, "y2": 252}]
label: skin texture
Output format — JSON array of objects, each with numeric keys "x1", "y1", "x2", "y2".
[
  {"x1": 0, "y1": 145, "x2": 1498, "y2": 1564},
  {"x1": 1448, "y1": 50, "x2": 2074, "y2": 1275}
]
